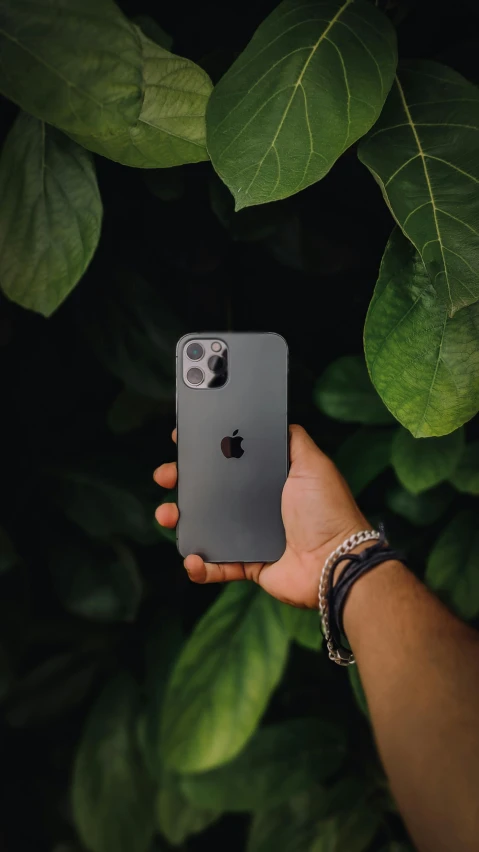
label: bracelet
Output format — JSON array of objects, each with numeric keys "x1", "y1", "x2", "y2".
[{"x1": 319, "y1": 525, "x2": 404, "y2": 667}]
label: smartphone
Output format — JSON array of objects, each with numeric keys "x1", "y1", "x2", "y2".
[{"x1": 176, "y1": 332, "x2": 288, "y2": 563}]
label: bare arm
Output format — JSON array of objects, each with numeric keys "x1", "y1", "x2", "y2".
[
  {"x1": 344, "y1": 559, "x2": 479, "y2": 852},
  {"x1": 154, "y1": 424, "x2": 479, "y2": 852}
]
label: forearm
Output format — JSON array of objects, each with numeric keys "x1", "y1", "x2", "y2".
[{"x1": 344, "y1": 560, "x2": 479, "y2": 852}]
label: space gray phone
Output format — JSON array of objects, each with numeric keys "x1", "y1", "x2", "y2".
[{"x1": 176, "y1": 332, "x2": 288, "y2": 563}]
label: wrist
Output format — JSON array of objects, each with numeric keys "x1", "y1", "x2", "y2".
[{"x1": 342, "y1": 558, "x2": 407, "y2": 640}]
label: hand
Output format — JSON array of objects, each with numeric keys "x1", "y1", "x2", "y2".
[{"x1": 154, "y1": 425, "x2": 369, "y2": 608}]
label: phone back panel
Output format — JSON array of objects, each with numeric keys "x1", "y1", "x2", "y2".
[{"x1": 176, "y1": 332, "x2": 288, "y2": 563}]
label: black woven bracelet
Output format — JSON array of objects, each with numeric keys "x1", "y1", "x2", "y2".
[{"x1": 327, "y1": 525, "x2": 406, "y2": 652}]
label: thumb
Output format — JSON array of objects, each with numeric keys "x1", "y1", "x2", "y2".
[{"x1": 288, "y1": 424, "x2": 331, "y2": 475}]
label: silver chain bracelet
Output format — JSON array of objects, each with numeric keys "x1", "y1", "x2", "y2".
[{"x1": 318, "y1": 529, "x2": 381, "y2": 667}]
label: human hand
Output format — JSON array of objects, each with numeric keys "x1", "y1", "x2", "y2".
[{"x1": 154, "y1": 425, "x2": 370, "y2": 608}]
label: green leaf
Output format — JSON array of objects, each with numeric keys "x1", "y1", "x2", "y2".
[
  {"x1": 335, "y1": 428, "x2": 393, "y2": 496},
  {"x1": 50, "y1": 532, "x2": 142, "y2": 622},
  {"x1": 426, "y1": 511, "x2": 479, "y2": 619},
  {"x1": 348, "y1": 665, "x2": 369, "y2": 718},
  {"x1": 0, "y1": 526, "x2": 18, "y2": 574},
  {"x1": 51, "y1": 462, "x2": 155, "y2": 544},
  {"x1": 84, "y1": 271, "x2": 180, "y2": 401},
  {"x1": 281, "y1": 607, "x2": 322, "y2": 651},
  {"x1": 247, "y1": 787, "x2": 380, "y2": 852},
  {"x1": 133, "y1": 14, "x2": 173, "y2": 50},
  {"x1": 391, "y1": 427, "x2": 464, "y2": 494},
  {"x1": 180, "y1": 718, "x2": 345, "y2": 813},
  {"x1": 247, "y1": 797, "x2": 320, "y2": 852},
  {"x1": 0, "y1": 2, "x2": 210, "y2": 168},
  {"x1": 156, "y1": 779, "x2": 221, "y2": 846},
  {"x1": 317, "y1": 808, "x2": 380, "y2": 852},
  {"x1": 138, "y1": 612, "x2": 184, "y2": 781},
  {"x1": 386, "y1": 483, "x2": 454, "y2": 526},
  {"x1": 206, "y1": 0, "x2": 397, "y2": 209},
  {"x1": 450, "y1": 441, "x2": 479, "y2": 494},
  {"x1": 359, "y1": 60, "x2": 479, "y2": 316},
  {"x1": 71, "y1": 27, "x2": 212, "y2": 168},
  {"x1": 73, "y1": 674, "x2": 155, "y2": 852},
  {"x1": 315, "y1": 356, "x2": 394, "y2": 425},
  {"x1": 5, "y1": 652, "x2": 97, "y2": 727},
  {"x1": 161, "y1": 583, "x2": 289, "y2": 772},
  {"x1": 0, "y1": 112, "x2": 102, "y2": 317},
  {"x1": 0, "y1": 0, "x2": 143, "y2": 137},
  {"x1": 365, "y1": 228, "x2": 479, "y2": 437}
]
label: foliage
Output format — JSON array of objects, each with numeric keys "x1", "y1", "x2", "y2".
[{"x1": 1, "y1": 1, "x2": 479, "y2": 851}]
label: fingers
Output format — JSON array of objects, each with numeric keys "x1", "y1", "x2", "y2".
[
  {"x1": 155, "y1": 502, "x2": 179, "y2": 528},
  {"x1": 153, "y1": 461, "x2": 177, "y2": 489},
  {"x1": 172, "y1": 428, "x2": 177, "y2": 444},
  {"x1": 184, "y1": 554, "x2": 247, "y2": 584},
  {"x1": 288, "y1": 424, "x2": 331, "y2": 475}
]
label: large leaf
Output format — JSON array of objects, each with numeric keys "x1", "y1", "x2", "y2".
[
  {"x1": 247, "y1": 784, "x2": 381, "y2": 852},
  {"x1": 161, "y1": 583, "x2": 289, "y2": 772},
  {"x1": 73, "y1": 674, "x2": 155, "y2": 852},
  {"x1": 315, "y1": 356, "x2": 394, "y2": 425},
  {"x1": 70, "y1": 28, "x2": 212, "y2": 168},
  {"x1": 386, "y1": 484, "x2": 454, "y2": 526},
  {"x1": 138, "y1": 612, "x2": 184, "y2": 781},
  {"x1": 335, "y1": 428, "x2": 393, "y2": 496},
  {"x1": 156, "y1": 779, "x2": 221, "y2": 846},
  {"x1": 50, "y1": 531, "x2": 142, "y2": 622},
  {"x1": 359, "y1": 60, "x2": 479, "y2": 316},
  {"x1": 365, "y1": 228, "x2": 479, "y2": 436},
  {"x1": 133, "y1": 14, "x2": 173, "y2": 50},
  {"x1": 391, "y1": 427, "x2": 464, "y2": 494},
  {"x1": 0, "y1": 112, "x2": 102, "y2": 316},
  {"x1": 0, "y1": 2, "x2": 211, "y2": 168},
  {"x1": 281, "y1": 607, "x2": 322, "y2": 651},
  {"x1": 426, "y1": 511, "x2": 479, "y2": 619},
  {"x1": 83, "y1": 271, "x2": 181, "y2": 401},
  {"x1": 0, "y1": 0, "x2": 142, "y2": 137},
  {"x1": 206, "y1": 0, "x2": 397, "y2": 210},
  {"x1": 180, "y1": 718, "x2": 345, "y2": 813},
  {"x1": 247, "y1": 796, "x2": 321, "y2": 852},
  {"x1": 51, "y1": 461, "x2": 155, "y2": 544},
  {"x1": 450, "y1": 441, "x2": 479, "y2": 494},
  {"x1": 3, "y1": 652, "x2": 97, "y2": 726}
]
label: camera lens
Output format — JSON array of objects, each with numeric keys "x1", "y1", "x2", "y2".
[
  {"x1": 208, "y1": 355, "x2": 225, "y2": 373},
  {"x1": 186, "y1": 342, "x2": 204, "y2": 361},
  {"x1": 187, "y1": 367, "x2": 204, "y2": 385}
]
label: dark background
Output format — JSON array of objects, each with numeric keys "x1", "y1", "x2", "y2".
[{"x1": 0, "y1": 0, "x2": 478, "y2": 849}]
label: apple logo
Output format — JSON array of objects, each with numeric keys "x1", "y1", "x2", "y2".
[{"x1": 221, "y1": 429, "x2": 244, "y2": 459}]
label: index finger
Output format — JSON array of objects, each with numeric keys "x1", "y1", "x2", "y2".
[{"x1": 172, "y1": 428, "x2": 177, "y2": 444}]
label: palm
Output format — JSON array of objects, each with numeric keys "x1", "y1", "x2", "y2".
[
  {"x1": 255, "y1": 427, "x2": 368, "y2": 608},
  {"x1": 154, "y1": 425, "x2": 367, "y2": 610}
]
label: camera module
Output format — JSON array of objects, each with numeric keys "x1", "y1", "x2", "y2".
[
  {"x1": 186, "y1": 367, "x2": 204, "y2": 385},
  {"x1": 208, "y1": 355, "x2": 225, "y2": 373},
  {"x1": 186, "y1": 342, "x2": 204, "y2": 361}
]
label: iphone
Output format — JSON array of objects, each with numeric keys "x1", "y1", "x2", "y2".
[{"x1": 176, "y1": 332, "x2": 288, "y2": 563}]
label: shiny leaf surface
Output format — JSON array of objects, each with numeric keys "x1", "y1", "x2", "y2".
[
  {"x1": 391, "y1": 426, "x2": 464, "y2": 494},
  {"x1": 161, "y1": 584, "x2": 289, "y2": 772},
  {"x1": 359, "y1": 60, "x2": 479, "y2": 315},
  {"x1": 426, "y1": 510, "x2": 479, "y2": 619},
  {"x1": 207, "y1": 0, "x2": 397, "y2": 209},
  {"x1": 365, "y1": 228, "x2": 479, "y2": 436},
  {"x1": 0, "y1": 113, "x2": 102, "y2": 316}
]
